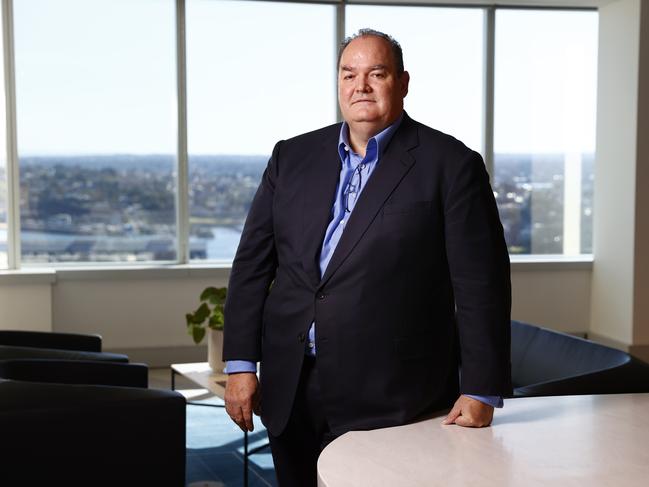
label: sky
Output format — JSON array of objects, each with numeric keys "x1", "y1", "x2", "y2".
[{"x1": 12, "y1": 0, "x2": 598, "y2": 157}]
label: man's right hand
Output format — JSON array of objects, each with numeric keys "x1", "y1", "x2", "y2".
[{"x1": 224, "y1": 372, "x2": 260, "y2": 432}]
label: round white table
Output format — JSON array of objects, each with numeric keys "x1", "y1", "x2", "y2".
[{"x1": 317, "y1": 393, "x2": 649, "y2": 487}]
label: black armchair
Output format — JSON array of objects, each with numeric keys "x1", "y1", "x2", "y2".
[
  {"x1": 511, "y1": 320, "x2": 649, "y2": 397},
  {"x1": 0, "y1": 359, "x2": 186, "y2": 485},
  {"x1": 0, "y1": 358, "x2": 148, "y2": 387},
  {"x1": 0, "y1": 329, "x2": 129, "y2": 362},
  {"x1": 0, "y1": 329, "x2": 102, "y2": 351}
]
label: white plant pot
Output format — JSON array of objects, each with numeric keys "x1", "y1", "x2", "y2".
[{"x1": 207, "y1": 329, "x2": 226, "y2": 373}]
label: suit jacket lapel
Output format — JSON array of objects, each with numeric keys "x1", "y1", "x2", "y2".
[
  {"x1": 319, "y1": 115, "x2": 420, "y2": 289},
  {"x1": 300, "y1": 125, "x2": 342, "y2": 286}
]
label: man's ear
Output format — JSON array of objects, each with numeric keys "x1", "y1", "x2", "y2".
[{"x1": 400, "y1": 71, "x2": 410, "y2": 98}]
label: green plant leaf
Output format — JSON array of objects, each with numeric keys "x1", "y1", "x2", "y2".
[
  {"x1": 200, "y1": 287, "x2": 219, "y2": 302},
  {"x1": 193, "y1": 302, "x2": 211, "y2": 323},
  {"x1": 208, "y1": 311, "x2": 224, "y2": 330},
  {"x1": 207, "y1": 287, "x2": 227, "y2": 306},
  {"x1": 189, "y1": 324, "x2": 206, "y2": 345},
  {"x1": 187, "y1": 287, "x2": 227, "y2": 341}
]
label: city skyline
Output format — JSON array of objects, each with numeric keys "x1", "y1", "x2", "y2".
[{"x1": 1, "y1": 151, "x2": 594, "y2": 264}]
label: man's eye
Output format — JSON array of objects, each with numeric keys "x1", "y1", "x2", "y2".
[
  {"x1": 372, "y1": 72, "x2": 385, "y2": 78},
  {"x1": 343, "y1": 75, "x2": 354, "y2": 80}
]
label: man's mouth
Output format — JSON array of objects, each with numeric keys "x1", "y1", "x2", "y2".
[{"x1": 352, "y1": 99, "x2": 374, "y2": 104}]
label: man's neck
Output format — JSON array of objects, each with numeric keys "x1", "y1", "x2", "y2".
[
  {"x1": 347, "y1": 128, "x2": 372, "y2": 157},
  {"x1": 346, "y1": 115, "x2": 402, "y2": 157}
]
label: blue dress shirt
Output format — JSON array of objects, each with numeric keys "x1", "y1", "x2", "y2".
[{"x1": 226, "y1": 114, "x2": 502, "y2": 409}]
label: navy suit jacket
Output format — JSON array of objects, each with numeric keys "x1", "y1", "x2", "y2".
[{"x1": 223, "y1": 113, "x2": 512, "y2": 437}]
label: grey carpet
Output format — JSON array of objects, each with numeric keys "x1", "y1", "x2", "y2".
[{"x1": 185, "y1": 395, "x2": 277, "y2": 487}]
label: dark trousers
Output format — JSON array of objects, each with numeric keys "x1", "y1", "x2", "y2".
[{"x1": 268, "y1": 356, "x2": 338, "y2": 487}]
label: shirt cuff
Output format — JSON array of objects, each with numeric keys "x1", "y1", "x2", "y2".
[
  {"x1": 224, "y1": 360, "x2": 257, "y2": 374},
  {"x1": 464, "y1": 394, "x2": 504, "y2": 408}
]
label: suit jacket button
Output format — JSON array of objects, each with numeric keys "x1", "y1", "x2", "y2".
[
  {"x1": 298, "y1": 333, "x2": 306, "y2": 343},
  {"x1": 316, "y1": 293, "x2": 326, "y2": 300}
]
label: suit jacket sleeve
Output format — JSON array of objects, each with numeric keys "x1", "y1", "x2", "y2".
[
  {"x1": 444, "y1": 150, "x2": 512, "y2": 396},
  {"x1": 222, "y1": 141, "x2": 281, "y2": 362}
]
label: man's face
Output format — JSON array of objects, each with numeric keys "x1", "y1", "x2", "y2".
[{"x1": 338, "y1": 35, "x2": 409, "y2": 130}]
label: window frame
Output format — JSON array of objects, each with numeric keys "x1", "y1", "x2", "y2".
[{"x1": 0, "y1": 0, "x2": 598, "y2": 272}]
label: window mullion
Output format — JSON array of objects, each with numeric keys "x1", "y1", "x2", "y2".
[
  {"x1": 483, "y1": 5, "x2": 495, "y2": 179},
  {"x1": 176, "y1": 0, "x2": 189, "y2": 264},
  {"x1": 335, "y1": 0, "x2": 345, "y2": 122},
  {"x1": 3, "y1": 0, "x2": 20, "y2": 269}
]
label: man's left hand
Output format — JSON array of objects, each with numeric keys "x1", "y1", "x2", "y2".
[{"x1": 441, "y1": 395, "x2": 494, "y2": 427}]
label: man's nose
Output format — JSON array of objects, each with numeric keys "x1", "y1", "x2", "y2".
[{"x1": 354, "y1": 75, "x2": 371, "y2": 92}]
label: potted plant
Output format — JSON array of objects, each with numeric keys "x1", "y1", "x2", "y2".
[{"x1": 186, "y1": 286, "x2": 227, "y2": 372}]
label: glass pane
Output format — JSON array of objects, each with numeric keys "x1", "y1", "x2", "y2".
[
  {"x1": 494, "y1": 10, "x2": 598, "y2": 255},
  {"x1": 186, "y1": 0, "x2": 336, "y2": 261},
  {"x1": 345, "y1": 5, "x2": 484, "y2": 154},
  {"x1": 14, "y1": 0, "x2": 177, "y2": 264},
  {"x1": 0, "y1": 13, "x2": 6, "y2": 269}
]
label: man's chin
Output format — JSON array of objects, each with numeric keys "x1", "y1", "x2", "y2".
[
  {"x1": 342, "y1": 105, "x2": 376, "y2": 119},
  {"x1": 347, "y1": 113, "x2": 382, "y2": 124}
]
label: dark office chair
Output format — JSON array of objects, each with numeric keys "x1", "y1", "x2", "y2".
[
  {"x1": 511, "y1": 320, "x2": 649, "y2": 397},
  {"x1": 0, "y1": 358, "x2": 186, "y2": 486},
  {"x1": 0, "y1": 329, "x2": 103, "y2": 351},
  {"x1": 0, "y1": 329, "x2": 129, "y2": 362},
  {"x1": 0, "y1": 358, "x2": 148, "y2": 387}
]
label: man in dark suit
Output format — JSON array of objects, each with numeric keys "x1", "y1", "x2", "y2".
[{"x1": 223, "y1": 29, "x2": 511, "y2": 487}]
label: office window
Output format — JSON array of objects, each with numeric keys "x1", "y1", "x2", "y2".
[
  {"x1": 0, "y1": 2, "x2": 598, "y2": 269},
  {"x1": 186, "y1": 0, "x2": 337, "y2": 261},
  {"x1": 345, "y1": 5, "x2": 484, "y2": 153},
  {"x1": 0, "y1": 12, "x2": 6, "y2": 269},
  {"x1": 494, "y1": 10, "x2": 598, "y2": 255},
  {"x1": 14, "y1": 0, "x2": 177, "y2": 263},
  {"x1": 0, "y1": 170, "x2": 6, "y2": 269}
]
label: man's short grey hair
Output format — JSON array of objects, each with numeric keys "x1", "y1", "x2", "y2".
[{"x1": 338, "y1": 28, "x2": 405, "y2": 74}]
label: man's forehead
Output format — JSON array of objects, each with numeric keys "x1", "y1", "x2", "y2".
[{"x1": 339, "y1": 36, "x2": 396, "y2": 69}]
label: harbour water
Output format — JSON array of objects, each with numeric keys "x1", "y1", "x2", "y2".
[{"x1": 2, "y1": 226, "x2": 243, "y2": 263}]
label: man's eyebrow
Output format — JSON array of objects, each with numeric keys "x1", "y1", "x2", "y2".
[{"x1": 340, "y1": 64, "x2": 389, "y2": 72}]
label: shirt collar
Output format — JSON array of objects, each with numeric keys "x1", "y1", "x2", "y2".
[{"x1": 338, "y1": 111, "x2": 405, "y2": 163}]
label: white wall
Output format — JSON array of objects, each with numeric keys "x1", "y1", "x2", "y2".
[
  {"x1": 51, "y1": 268, "x2": 230, "y2": 365},
  {"x1": 589, "y1": 0, "x2": 649, "y2": 362},
  {"x1": 512, "y1": 267, "x2": 591, "y2": 333},
  {"x1": 0, "y1": 265, "x2": 593, "y2": 366},
  {"x1": 590, "y1": 0, "x2": 640, "y2": 345},
  {"x1": 52, "y1": 276, "x2": 225, "y2": 349},
  {"x1": 633, "y1": 0, "x2": 649, "y2": 346},
  {"x1": 0, "y1": 282, "x2": 52, "y2": 332}
]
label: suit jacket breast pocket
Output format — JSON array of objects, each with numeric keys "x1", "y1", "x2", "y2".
[{"x1": 381, "y1": 201, "x2": 433, "y2": 240}]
